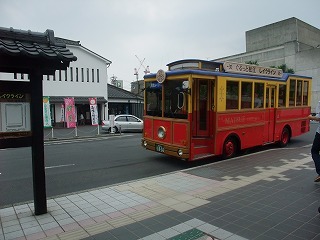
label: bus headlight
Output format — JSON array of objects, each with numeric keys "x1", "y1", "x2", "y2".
[
  {"x1": 157, "y1": 126, "x2": 166, "y2": 139},
  {"x1": 177, "y1": 149, "x2": 183, "y2": 156}
]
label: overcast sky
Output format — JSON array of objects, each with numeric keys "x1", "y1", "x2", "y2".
[{"x1": 1, "y1": 0, "x2": 320, "y2": 90}]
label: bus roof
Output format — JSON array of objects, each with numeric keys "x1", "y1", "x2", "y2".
[
  {"x1": 144, "y1": 68, "x2": 312, "y2": 82},
  {"x1": 145, "y1": 59, "x2": 312, "y2": 82}
]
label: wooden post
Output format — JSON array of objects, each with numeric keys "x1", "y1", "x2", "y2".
[{"x1": 30, "y1": 71, "x2": 47, "y2": 215}]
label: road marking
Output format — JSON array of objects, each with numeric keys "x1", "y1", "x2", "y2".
[{"x1": 45, "y1": 164, "x2": 75, "y2": 169}]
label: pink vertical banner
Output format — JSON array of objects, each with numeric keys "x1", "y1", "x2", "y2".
[
  {"x1": 64, "y1": 97, "x2": 76, "y2": 128},
  {"x1": 89, "y1": 98, "x2": 99, "y2": 126}
]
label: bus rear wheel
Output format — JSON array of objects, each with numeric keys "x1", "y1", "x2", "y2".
[
  {"x1": 222, "y1": 137, "x2": 238, "y2": 159},
  {"x1": 279, "y1": 127, "x2": 290, "y2": 147}
]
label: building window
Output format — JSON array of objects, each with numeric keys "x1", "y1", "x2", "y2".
[
  {"x1": 87, "y1": 68, "x2": 89, "y2": 82},
  {"x1": 81, "y1": 68, "x2": 84, "y2": 82},
  {"x1": 97, "y1": 69, "x2": 99, "y2": 83},
  {"x1": 76, "y1": 67, "x2": 78, "y2": 82},
  {"x1": 70, "y1": 67, "x2": 73, "y2": 82},
  {"x1": 92, "y1": 69, "x2": 94, "y2": 82}
]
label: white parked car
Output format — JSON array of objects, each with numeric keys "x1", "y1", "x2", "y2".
[{"x1": 102, "y1": 114, "x2": 143, "y2": 133}]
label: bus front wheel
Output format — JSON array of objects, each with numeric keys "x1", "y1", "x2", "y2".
[
  {"x1": 279, "y1": 127, "x2": 290, "y2": 147},
  {"x1": 222, "y1": 137, "x2": 238, "y2": 159}
]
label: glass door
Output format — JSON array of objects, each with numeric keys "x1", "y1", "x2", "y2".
[{"x1": 193, "y1": 79, "x2": 210, "y2": 137}]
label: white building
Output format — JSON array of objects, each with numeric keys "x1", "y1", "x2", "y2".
[{"x1": 0, "y1": 37, "x2": 112, "y2": 127}]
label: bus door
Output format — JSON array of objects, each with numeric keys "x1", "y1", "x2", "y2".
[
  {"x1": 193, "y1": 79, "x2": 212, "y2": 137},
  {"x1": 265, "y1": 85, "x2": 276, "y2": 142}
]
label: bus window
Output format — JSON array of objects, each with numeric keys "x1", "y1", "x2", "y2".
[
  {"x1": 278, "y1": 84, "x2": 286, "y2": 107},
  {"x1": 296, "y1": 80, "x2": 303, "y2": 106},
  {"x1": 271, "y1": 87, "x2": 275, "y2": 107},
  {"x1": 241, "y1": 82, "x2": 252, "y2": 109},
  {"x1": 164, "y1": 80, "x2": 188, "y2": 119},
  {"x1": 226, "y1": 81, "x2": 239, "y2": 110},
  {"x1": 145, "y1": 81, "x2": 162, "y2": 117},
  {"x1": 303, "y1": 81, "x2": 309, "y2": 106},
  {"x1": 289, "y1": 79, "x2": 296, "y2": 106},
  {"x1": 254, "y1": 83, "x2": 264, "y2": 108}
]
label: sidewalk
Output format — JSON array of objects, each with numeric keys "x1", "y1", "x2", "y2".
[
  {"x1": 43, "y1": 125, "x2": 107, "y2": 141},
  {"x1": 1, "y1": 143, "x2": 320, "y2": 239}
]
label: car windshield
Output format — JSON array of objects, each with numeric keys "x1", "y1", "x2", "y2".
[{"x1": 145, "y1": 80, "x2": 188, "y2": 119}]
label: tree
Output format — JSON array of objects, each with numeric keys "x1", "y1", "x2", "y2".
[
  {"x1": 245, "y1": 60, "x2": 259, "y2": 65},
  {"x1": 270, "y1": 64, "x2": 295, "y2": 73}
]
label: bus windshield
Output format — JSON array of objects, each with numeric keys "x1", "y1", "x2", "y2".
[{"x1": 145, "y1": 80, "x2": 188, "y2": 119}]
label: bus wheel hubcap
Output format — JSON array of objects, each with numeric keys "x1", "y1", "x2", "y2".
[{"x1": 225, "y1": 142, "x2": 234, "y2": 156}]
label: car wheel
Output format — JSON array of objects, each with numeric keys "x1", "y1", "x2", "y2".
[{"x1": 109, "y1": 126, "x2": 118, "y2": 133}]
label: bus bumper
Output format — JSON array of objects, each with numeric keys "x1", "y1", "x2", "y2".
[{"x1": 141, "y1": 138, "x2": 189, "y2": 160}]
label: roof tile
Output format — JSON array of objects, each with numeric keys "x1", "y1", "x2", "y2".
[{"x1": 0, "y1": 27, "x2": 77, "y2": 62}]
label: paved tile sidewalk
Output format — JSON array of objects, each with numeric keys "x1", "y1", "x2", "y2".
[{"x1": 1, "y1": 147, "x2": 320, "y2": 240}]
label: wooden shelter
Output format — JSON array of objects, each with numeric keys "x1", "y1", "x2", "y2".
[{"x1": 0, "y1": 27, "x2": 77, "y2": 214}]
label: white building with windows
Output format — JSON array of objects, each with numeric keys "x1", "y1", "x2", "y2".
[{"x1": 0, "y1": 37, "x2": 112, "y2": 127}]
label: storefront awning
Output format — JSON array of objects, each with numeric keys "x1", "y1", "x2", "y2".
[{"x1": 49, "y1": 96, "x2": 107, "y2": 104}]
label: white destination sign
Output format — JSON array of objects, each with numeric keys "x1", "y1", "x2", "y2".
[{"x1": 223, "y1": 61, "x2": 283, "y2": 78}]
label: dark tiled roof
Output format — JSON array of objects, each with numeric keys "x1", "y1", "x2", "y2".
[
  {"x1": 108, "y1": 84, "x2": 143, "y2": 100},
  {"x1": 49, "y1": 96, "x2": 107, "y2": 104},
  {"x1": 55, "y1": 37, "x2": 112, "y2": 64},
  {"x1": 0, "y1": 27, "x2": 77, "y2": 62}
]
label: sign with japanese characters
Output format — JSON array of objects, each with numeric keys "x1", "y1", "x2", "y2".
[
  {"x1": 223, "y1": 61, "x2": 283, "y2": 78},
  {"x1": 64, "y1": 97, "x2": 76, "y2": 128},
  {"x1": 89, "y1": 97, "x2": 99, "y2": 126},
  {"x1": 43, "y1": 96, "x2": 52, "y2": 128},
  {"x1": 0, "y1": 91, "x2": 31, "y2": 138}
]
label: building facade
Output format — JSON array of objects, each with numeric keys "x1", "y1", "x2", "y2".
[
  {"x1": 108, "y1": 84, "x2": 143, "y2": 119},
  {"x1": 0, "y1": 37, "x2": 112, "y2": 127},
  {"x1": 215, "y1": 17, "x2": 320, "y2": 112}
]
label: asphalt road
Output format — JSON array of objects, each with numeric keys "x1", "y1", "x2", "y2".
[
  {"x1": 0, "y1": 134, "x2": 189, "y2": 207},
  {"x1": 0, "y1": 124, "x2": 317, "y2": 207}
]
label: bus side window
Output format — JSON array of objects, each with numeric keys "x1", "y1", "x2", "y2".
[
  {"x1": 226, "y1": 81, "x2": 239, "y2": 110},
  {"x1": 278, "y1": 85, "x2": 286, "y2": 107},
  {"x1": 241, "y1": 82, "x2": 252, "y2": 109},
  {"x1": 254, "y1": 83, "x2": 264, "y2": 108},
  {"x1": 289, "y1": 79, "x2": 296, "y2": 106},
  {"x1": 303, "y1": 81, "x2": 309, "y2": 106},
  {"x1": 296, "y1": 80, "x2": 303, "y2": 106}
]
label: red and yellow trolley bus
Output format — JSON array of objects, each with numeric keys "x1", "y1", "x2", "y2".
[{"x1": 142, "y1": 59, "x2": 311, "y2": 161}]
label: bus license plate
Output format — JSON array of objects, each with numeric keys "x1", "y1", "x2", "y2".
[{"x1": 155, "y1": 144, "x2": 164, "y2": 153}]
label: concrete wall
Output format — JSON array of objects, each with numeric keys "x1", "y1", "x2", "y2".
[{"x1": 246, "y1": 17, "x2": 320, "y2": 52}]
